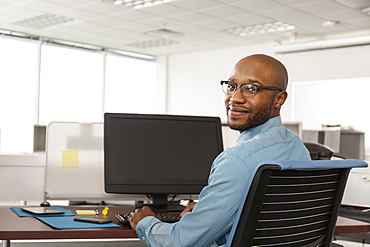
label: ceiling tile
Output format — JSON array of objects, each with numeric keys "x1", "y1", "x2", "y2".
[
  {"x1": 320, "y1": 9, "x2": 365, "y2": 21},
  {"x1": 0, "y1": 0, "x2": 29, "y2": 4},
  {"x1": 196, "y1": 5, "x2": 249, "y2": 17},
  {"x1": 139, "y1": 17, "x2": 187, "y2": 29},
  {"x1": 117, "y1": 21, "x2": 158, "y2": 32},
  {"x1": 224, "y1": 13, "x2": 274, "y2": 26},
  {"x1": 47, "y1": 24, "x2": 86, "y2": 35},
  {"x1": 334, "y1": 0, "x2": 370, "y2": 9},
  {"x1": 232, "y1": 0, "x2": 286, "y2": 12},
  {"x1": 0, "y1": 13, "x2": 20, "y2": 25},
  {"x1": 79, "y1": 1, "x2": 125, "y2": 15},
  {"x1": 65, "y1": 20, "x2": 108, "y2": 31},
  {"x1": 258, "y1": 7, "x2": 308, "y2": 22},
  {"x1": 344, "y1": 16, "x2": 370, "y2": 28},
  {"x1": 197, "y1": 19, "x2": 240, "y2": 30},
  {"x1": 0, "y1": 2, "x2": 11, "y2": 8},
  {"x1": 173, "y1": 23, "x2": 213, "y2": 34},
  {"x1": 111, "y1": 9, "x2": 158, "y2": 21},
  {"x1": 138, "y1": 3, "x2": 189, "y2": 16},
  {"x1": 1, "y1": 5, "x2": 44, "y2": 21},
  {"x1": 0, "y1": 0, "x2": 369, "y2": 56},
  {"x1": 170, "y1": 11, "x2": 215, "y2": 23},
  {"x1": 171, "y1": 0, "x2": 222, "y2": 10},
  {"x1": 88, "y1": 15, "x2": 130, "y2": 26},
  {"x1": 275, "y1": 0, "x2": 313, "y2": 5},
  {"x1": 57, "y1": 7, "x2": 101, "y2": 20},
  {"x1": 293, "y1": 1, "x2": 366, "y2": 21},
  {"x1": 48, "y1": 0, "x2": 97, "y2": 6},
  {"x1": 17, "y1": 0, "x2": 69, "y2": 12},
  {"x1": 217, "y1": 0, "x2": 253, "y2": 3}
]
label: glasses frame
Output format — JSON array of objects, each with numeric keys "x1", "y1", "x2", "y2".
[{"x1": 220, "y1": 80, "x2": 283, "y2": 98}]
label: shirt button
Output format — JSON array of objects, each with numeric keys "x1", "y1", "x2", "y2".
[{"x1": 141, "y1": 237, "x2": 146, "y2": 240}]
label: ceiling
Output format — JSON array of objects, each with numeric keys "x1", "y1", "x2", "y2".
[{"x1": 0, "y1": 0, "x2": 370, "y2": 56}]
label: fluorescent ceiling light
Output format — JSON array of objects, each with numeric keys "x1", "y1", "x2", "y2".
[
  {"x1": 12, "y1": 14, "x2": 74, "y2": 29},
  {"x1": 273, "y1": 35, "x2": 370, "y2": 54},
  {"x1": 127, "y1": 38, "x2": 179, "y2": 48},
  {"x1": 225, "y1": 21, "x2": 296, "y2": 36},
  {"x1": 110, "y1": 0, "x2": 173, "y2": 9}
]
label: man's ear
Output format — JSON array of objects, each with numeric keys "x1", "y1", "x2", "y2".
[{"x1": 274, "y1": 91, "x2": 288, "y2": 109}]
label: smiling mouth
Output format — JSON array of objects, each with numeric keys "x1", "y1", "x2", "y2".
[{"x1": 228, "y1": 106, "x2": 251, "y2": 115}]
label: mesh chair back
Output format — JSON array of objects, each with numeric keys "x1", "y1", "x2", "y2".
[{"x1": 228, "y1": 164, "x2": 354, "y2": 247}]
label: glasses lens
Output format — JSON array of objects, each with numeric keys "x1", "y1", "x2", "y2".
[
  {"x1": 222, "y1": 81, "x2": 236, "y2": 95},
  {"x1": 240, "y1": 84, "x2": 257, "y2": 97}
]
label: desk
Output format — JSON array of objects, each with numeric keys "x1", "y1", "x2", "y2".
[
  {"x1": 0, "y1": 206, "x2": 137, "y2": 247},
  {"x1": 335, "y1": 216, "x2": 370, "y2": 233},
  {"x1": 2, "y1": 206, "x2": 370, "y2": 247}
]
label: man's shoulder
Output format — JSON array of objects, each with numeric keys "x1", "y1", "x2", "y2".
[{"x1": 230, "y1": 126, "x2": 308, "y2": 161}]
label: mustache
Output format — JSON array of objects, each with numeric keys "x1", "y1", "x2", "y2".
[{"x1": 227, "y1": 104, "x2": 252, "y2": 113}]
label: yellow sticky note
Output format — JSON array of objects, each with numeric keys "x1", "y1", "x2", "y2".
[{"x1": 62, "y1": 150, "x2": 79, "y2": 167}]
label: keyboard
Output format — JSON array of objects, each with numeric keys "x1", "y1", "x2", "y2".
[
  {"x1": 116, "y1": 213, "x2": 181, "y2": 224},
  {"x1": 156, "y1": 213, "x2": 181, "y2": 223}
]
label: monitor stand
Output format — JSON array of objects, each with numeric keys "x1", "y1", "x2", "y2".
[{"x1": 136, "y1": 194, "x2": 185, "y2": 212}]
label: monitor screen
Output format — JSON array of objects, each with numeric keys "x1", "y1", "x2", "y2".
[{"x1": 104, "y1": 113, "x2": 223, "y2": 210}]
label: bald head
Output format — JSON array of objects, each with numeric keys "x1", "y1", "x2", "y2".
[
  {"x1": 225, "y1": 54, "x2": 289, "y2": 131},
  {"x1": 235, "y1": 54, "x2": 288, "y2": 91}
]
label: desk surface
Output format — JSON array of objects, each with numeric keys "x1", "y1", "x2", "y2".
[
  {"x1": 1, "y1": 206, "x2": 370, "y2": 242},
  {"x1": 0, "y1": 206, "x2": 137, "y2": 241},
  {"x1": 335, "y1": 216, "x2": 370, "y2": 234}
]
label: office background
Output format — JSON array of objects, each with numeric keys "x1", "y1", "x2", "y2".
[
  {"x1": 0, "y1": 2, "x2": 369, "y2": 246},
  {"x1": 0, "y1": 0, "x2": 369, "y2": 206}
]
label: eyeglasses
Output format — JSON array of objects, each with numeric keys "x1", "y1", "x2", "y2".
[{"x1": 220, "y1": 80, "x2": 283, "y2": 98}]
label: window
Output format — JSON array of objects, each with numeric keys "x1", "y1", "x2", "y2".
[
  {"x1": 0, "y1": 37, "x2": 37, "y2": 153},
  {"x1": 104, "y1": 54, "x2": 156, "y2": 114},
  {"x1": 39, "y1": 44, "x2": 104, "y2": 124},
  {"x1": 0, "y1": 34, "x2": 156, "y2": 154}
]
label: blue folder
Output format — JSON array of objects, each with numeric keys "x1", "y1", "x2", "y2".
[
  {"x1": 10, "y1": 207, "x2": 74, "y2": 217},
  {"x1": 36, "y1": 216, "x2": 120, "y2": 229}
]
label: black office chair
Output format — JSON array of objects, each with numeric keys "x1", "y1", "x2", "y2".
[{"x1": 226, "y1": 159, "x2": 368, "y2": 247}]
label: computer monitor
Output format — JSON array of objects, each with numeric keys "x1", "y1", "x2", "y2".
[{"x1": 104, "y1": 113, "x2": 224, "y2": 211}]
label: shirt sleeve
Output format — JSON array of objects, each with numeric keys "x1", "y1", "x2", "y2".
[{"x1": 135, "y1": 150, "x2": 253, "y2": 247}]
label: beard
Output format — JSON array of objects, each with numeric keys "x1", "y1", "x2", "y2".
[{"x1": 227, "y1": 100, "x2": 275, "y2": 132}]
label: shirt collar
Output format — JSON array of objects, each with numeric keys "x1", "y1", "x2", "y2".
[{"x1": 237, "y1": 116, "x2": 282, "y2": 140}]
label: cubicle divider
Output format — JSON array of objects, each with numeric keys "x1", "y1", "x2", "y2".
[{"x1": 44, "y1": 122, "x2": 143, "y2": 203}]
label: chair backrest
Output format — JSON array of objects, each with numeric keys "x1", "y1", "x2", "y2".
[{"x1": 226, "y1": 159, "x2": 368, "y2": 247}]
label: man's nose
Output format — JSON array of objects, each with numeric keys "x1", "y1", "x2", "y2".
[{"x1": 230, "y1": 87, "x2": 245, "y2": 103}]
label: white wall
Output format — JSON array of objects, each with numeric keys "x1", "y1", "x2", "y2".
[
  {"x1": 161, "y1": 42, "x2": 370, "y2": 155},
  {"x1": 161, "y1": 42, "x2": 370, "y2": 207},
  {"x1": 162, "y1": 43, "x2": 277, "y2": 122}
]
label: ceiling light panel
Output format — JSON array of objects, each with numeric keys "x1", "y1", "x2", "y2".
[
  {"x1": 12, "y1": 14, "x2": 74, "y2": 29},
  {"x1": 127, "y1": 38, "x2": 179, "y2": 48},
  {"x1": 110, "y1": 0, "x2": 173, "y2": 9},
  {"x1": 224, "y1": 21, "x2": 296, "y2": 36}
]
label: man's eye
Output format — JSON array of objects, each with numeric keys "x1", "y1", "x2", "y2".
[
  {"x1": 242, "y1": 85, "x2": 257, "y2": 93},
  {"x1": 227, "y1": 83, "x2": 236, "y2": 89},
  {"x1": 247, "y1": 86, "x2": 256, "y2": 91}
]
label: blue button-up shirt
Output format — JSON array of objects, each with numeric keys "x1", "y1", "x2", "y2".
[{"x1": 136, "y1": 116, "x2": 311, "y2": 247}]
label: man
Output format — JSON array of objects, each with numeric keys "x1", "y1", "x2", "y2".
[{"x1": 129, "y1": 54, "x2": 311, "y2": 246}]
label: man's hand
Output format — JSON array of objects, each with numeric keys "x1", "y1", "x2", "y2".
[
  {"x1": 129, "y1": 206, "x2": 157, "y2": 230},
  {"x1": 180, "y1": 202, "x2": 196, "y2": 217}
]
